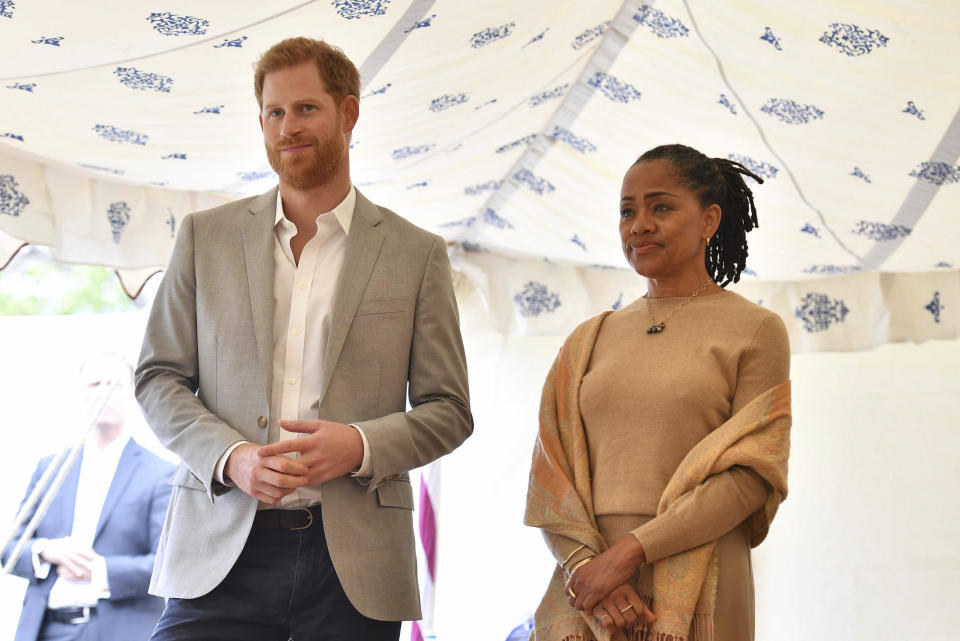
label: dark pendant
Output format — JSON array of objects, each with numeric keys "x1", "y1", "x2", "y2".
[{"x1": 647, "y1": 323, "x2": 665, "y2": 334}]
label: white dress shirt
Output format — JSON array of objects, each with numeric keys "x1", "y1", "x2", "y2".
[
  {"x1": 216, "y1": 186, "x2": 371, "y2": 508},
  {"x1": 33, "y1": 433, "x2": 129, "y2": 608}
]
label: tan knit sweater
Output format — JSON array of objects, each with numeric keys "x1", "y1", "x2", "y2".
[{"x1": 546, "y1": 289, "x2": 789, "y2": 574}]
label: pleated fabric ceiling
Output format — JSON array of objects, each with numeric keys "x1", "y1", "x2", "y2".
[{"x1": 0, "y1": 0, "x2": 957, "y2": 350}]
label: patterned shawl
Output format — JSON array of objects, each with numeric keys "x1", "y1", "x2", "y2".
[{"x1": 524, "y1": 312, "x2": 791, "y2": 641}]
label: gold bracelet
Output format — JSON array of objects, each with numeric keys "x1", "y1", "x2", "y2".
[
  {"x1": 560, "y1": 544, "x2": 586, "y2": 569},
  {"x1": 566, "y1": 556, "x2": 594, "y2": 577}
]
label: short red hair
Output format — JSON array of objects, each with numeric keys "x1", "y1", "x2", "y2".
[{"x1": 253, "y1": 37, "x2": 360, "y2": 108}]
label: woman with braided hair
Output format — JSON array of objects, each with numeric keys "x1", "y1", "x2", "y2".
[{"x1": 526, "y1": 144, "x2": 792, "y2": 641}]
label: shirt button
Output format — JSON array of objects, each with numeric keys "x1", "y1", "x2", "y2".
[
  {"x1": 257, "y1": 416, "x2": 268, "y2": 428},
  {"x1": 298, "y1": 282, "x2": 307, "y2": 290},
  {"x1": 288, "y1": 377, "x2": 296, "y2": 385},
  {"x1": 291, "y1": 328, "x2": 301, "y2": 336}
]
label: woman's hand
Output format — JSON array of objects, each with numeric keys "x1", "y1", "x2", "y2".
[
  {"x1": 565, "y1": 534, "x2": 646, "y2": 615},
  {"x1": 592, "y1": 583, "x2": 657, "y2": 633}
]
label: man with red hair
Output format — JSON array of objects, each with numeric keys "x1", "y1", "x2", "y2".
[{"x1": 137, "y1": 37, "x2": 472, "y2": 640}]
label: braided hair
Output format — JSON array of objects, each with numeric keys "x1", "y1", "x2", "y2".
[{"x1": 635, "y1": 144, "x2": 763, "y2": 287}]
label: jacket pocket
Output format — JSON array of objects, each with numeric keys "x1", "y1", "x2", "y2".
[
  {"x1": 356, "y1": 297, "x2": 407, "y2": 317},
  {"x1": 376, "y1": 477, "x2": 414, "y2": 509},
  {"x1": 168, "y1": 463, "x2": 206, "y2": 491}
]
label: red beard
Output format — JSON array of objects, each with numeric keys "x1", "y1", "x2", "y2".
[{"x1": 265, "y1": 128, "x2": 345, "y2": 190}]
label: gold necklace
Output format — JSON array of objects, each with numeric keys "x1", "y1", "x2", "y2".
[{"x1": 643, "y1": 278, "x2": 713, "y2": 334}]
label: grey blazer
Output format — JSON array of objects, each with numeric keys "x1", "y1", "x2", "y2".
[{"x1": 135, "y1": 187, "x2": 472, "y2": 621}]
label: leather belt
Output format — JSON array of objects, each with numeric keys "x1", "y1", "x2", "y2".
[
  {"x1": 45, "y1": 606, "x2": 96, "y2": 624},
  {"x1": 252, "y1": 505, "x2": 320, "y2": 531}
]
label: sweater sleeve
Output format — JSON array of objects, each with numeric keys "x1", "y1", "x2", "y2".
[{"x1": 630, "y1": 312, "x2": 790, "y2": 563}]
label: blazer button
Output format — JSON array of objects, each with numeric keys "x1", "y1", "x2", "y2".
[{"x1": 257, "y1": 416, "x2": 268, "y2": 428}]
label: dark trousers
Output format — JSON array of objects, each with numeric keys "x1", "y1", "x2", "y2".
[{"x1": 150, "y1": 508, "x2": 401, "y2": 641}]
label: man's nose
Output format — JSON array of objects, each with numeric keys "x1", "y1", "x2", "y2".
[{"x1": 280, "y1": 112, "x2": 304, "y2": 139}]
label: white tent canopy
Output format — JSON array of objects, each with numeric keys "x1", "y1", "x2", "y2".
[{"x1": 1, "y1": 0, "x2": 958, "y2": 349}]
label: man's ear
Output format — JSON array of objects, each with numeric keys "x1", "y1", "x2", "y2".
[{"x1": 341, "y1": 95, "x2": 359, "y2": 133}]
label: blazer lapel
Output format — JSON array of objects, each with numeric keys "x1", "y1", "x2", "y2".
[
  {"x1": 52, "y1": 451, "x2": 82, "y2": 537},
  {"x1": 93, "y1": 440, "x2": 139, "y2": 541},
  {"x1": 241, "y1": 188, "x2": 278, "y2": 405},
  {"x1": 321, "y1": 190, "x2": 385, "y2": 401}
]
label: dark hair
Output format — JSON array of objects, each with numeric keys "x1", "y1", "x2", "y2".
[
  {"x1": 254, "y1": 37, "x2": 360, "y2": 108},
  {"x1": 635, "y1": 144, "x2": 763, "y2": 287}
]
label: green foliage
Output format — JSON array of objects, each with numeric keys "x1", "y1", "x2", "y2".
[{"x1": 0, "y1": 250, "x2": 138, "y2": 315}]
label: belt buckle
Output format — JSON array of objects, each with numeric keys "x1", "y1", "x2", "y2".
[
  {"x1": 290, "y1": 506, "x2": 314, "y2": 531},
  {"x1": 67, "y1": 607, "x2": 91, "y2": 624}
]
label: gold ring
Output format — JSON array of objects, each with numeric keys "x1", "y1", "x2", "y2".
[
  {"x1": 619, "y1": 604, "x2": 634, "y2": 614},
  {"x1": 567, "y1": 587, "x2": 577, "y2": 599}
]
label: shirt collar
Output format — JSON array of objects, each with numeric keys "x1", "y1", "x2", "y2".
[
  {"x1": 83, "y1": 431, "x2": 130, "y2": 460},
  {"x1": 274, "y1": 185, "x2": 356, "y2": 235}
]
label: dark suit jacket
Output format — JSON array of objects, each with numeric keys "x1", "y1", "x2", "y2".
[{"x1": 4, "y1": 439, "x2": 173, "y2": 641}]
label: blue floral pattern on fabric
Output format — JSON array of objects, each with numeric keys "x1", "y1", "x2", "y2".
[
  {"x1": 429, "y1": 92, "x2": 470, "y2": 112},
  {"x1": 406, "y1": 181, "x2": 429, "y2": 189},
  {"x1": 166, "y1": 209, "x2": 176, "y2": 237},
  {"x1": 571, "y1": 234, "x2": 587, "y2": 251},
  {"x1": 6, "y1": 82, "x2": 35, "y2": 92},
  {"x1": 548, "y1": 126, "x2": 597, "y2": 153},
  {"x1": 31, "y1": 36, "x2": 63, "y2": 46},
  {"x1": 474, "y1": 98, "x2": 497, "y2": 110},
  {"x1": 404, "y1": 13, "x2": 435, "y2": 33},
  {"x1": 935, "y1": 261, "x2": 952, "y2": 268},
  {"x1": 470, "y1": 22, "x2": 516, "y2": 48},
  {"x1": 760, "y1": 26, "x2": 782, "y2": 50},
  {"x1": 146, "y1": 11, "x2": 210, "y2": 36},
  {"x1": 94, "y1": 124, "x2": 148, "y2": 145},
  {"x1": 803, "y1": 265, "x2": 861, "y2": 275},
  {"x1": 853, "y1": 220, "x2": 911, "y2": 241},
  {"x1": 213, "y1": 36, "x2": 247, "y2": 48},
  {"x1": 902, "y1": 100, "x2": 925, "y2": 120},
  {"x1": 727, "y1": 153, "x2": 778, "y2": 179},
  {"x1": 587, "y1": 72, "x2": 641, "y2": 103},
  {"x1": 505, "y1": 618, "x2": 535, "y2": 641},
  {"x1": 850, "y1": 167, "x2": 871, "y2": 183},
  {"x1": 440, "y1": 208, "x2": 513, "y2": 230},
  {"x1": 496, "y1": 134, "x2": 537, "y2": 154},
  {"x1": 718, "y1": 94, "x2": 737, "y2": 114},
  {"x1": 107, "y1": 201, "x2": 131, "y2": 243},
  {"x1": 612, "y1": 293, "x2": 623, "y2": 311},
  {"x1": 464, "y1": 180, "x2": 501, "y2": 196},
  {"x1": 633, "y1": 4, "x2": 689, "y2": 38},
  {"x1": 795, "y1": 292, "x2": 850, "y2": 332},
  {"x1": 514, "y1": 168, "x2": 555, "y2": 195},
  {"x1": 0, "y1": 174, "x2": 29, "y2": 217},
  {"x1": 925, "y1": 292, "x2": 943, "y2": 323},
  {"x1": 523, "y1": 27, "x2": 549, "y2": 48},
  {"x1": 819, "y1": 23, "x2": 889, "y2": 57},
  {"x1": 364, "y1": 82, "x2": 392, "y2": 97},
  {"x1": 0, "y1": 0, "x2": 14, "y2": 18},
  {"x1": 194, "y1": 105, "x2": 223, "y2": 114},
  {"x1": 529, "y1": 84, "x2": 568, "y2": 107},
  {"x1": 800, "y1": 223, "x2": 821, "y2": 238},
  {"x1": 760, "y1": 98, "x2": 824, "y2": 124},
  {"x1": 392, "y1": 144, "x2": 434, "y2": 160},
  {"x1": 79, "y1": 163, "x2": 124, "y2": 175},
  {"x1": 162, "y1": 153, "x2": 187, "y2": 159},
  {"x1": 333, "y1": 0, "x2": 390, "y2": 19},
  {"x1": 1, "y1": 132, "x2": 24, "y2": 141},
  {"x1": 909, "y1": 161, "x2": 960, "y2": 186},
  {"x1": 115, "y1": 67, "x2": 173, "y2": 92},
  {"x1": 514, "y1": 281, "x2": 561, "y2": 317},
  {"x1": 238, "y1": 170, "x2": 274, "y2": 181},
  {"x1": 571, "y1": 21, "x2": 610, "y2": 49}
]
